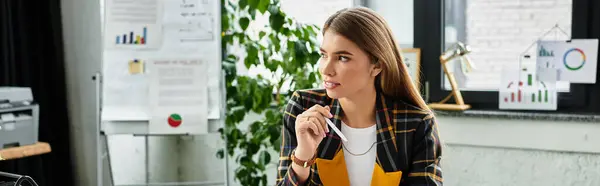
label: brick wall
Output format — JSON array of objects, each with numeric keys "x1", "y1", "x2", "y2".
[{"x1": 451, "y1": 0, "x2": 572, "y2": 90}]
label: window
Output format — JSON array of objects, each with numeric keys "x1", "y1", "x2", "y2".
[
  {"x1": 415, "y1": 0, "x2": 596, "y2": 112},
  {"x1": 364, "y1": 0, "x2": 414, "y2": 47},
  {"x1": 443, "y1": 0, "x2": 572, "y2": 92}
]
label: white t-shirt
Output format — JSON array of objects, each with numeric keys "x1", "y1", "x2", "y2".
[{"x1": 341, "y1": 121, "x2": 377, "y2": 186}]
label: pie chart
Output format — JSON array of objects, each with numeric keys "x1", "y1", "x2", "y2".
[{"x1": 167, "y1": 113, "x2": 182, "y2": 127}]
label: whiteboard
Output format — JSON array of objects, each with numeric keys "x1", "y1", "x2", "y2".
[{"x1": 100, "y1": 0, "x2": 223, "y2": 135}]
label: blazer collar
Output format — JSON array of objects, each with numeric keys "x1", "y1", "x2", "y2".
[{"x1": 323, "y1": 91, "x2": 399, "y2": 171}]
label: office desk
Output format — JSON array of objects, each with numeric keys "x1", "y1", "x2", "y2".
[{"x1": 0, "y1": 142, "x2": 51, "y2": 161}]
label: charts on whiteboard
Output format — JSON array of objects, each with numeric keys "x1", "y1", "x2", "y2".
[
  {"x1": 499, "y1": 65, "x2": 558, "y2": 111},
  {"x1": 163, "y1": 0, "x2": 215, "y2": 45},
  {"x1": 148, "y1": 59, "x2": 208, "y2": 134},
  {"x1": 104, "y1": 0, "x2": 163, "y2": 49},
  {"x1": 161, "y1": 0, "x2": 221, "y2": 120},
  {"x1": 101, "y1": 0, "x2": 223, "y2": 132},
  {"x1": 536, "y1": 39, "x2": 599, "y2": 84}
]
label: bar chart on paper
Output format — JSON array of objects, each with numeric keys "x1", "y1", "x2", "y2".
[
  {"x1": 104, "y1": 0, "x2": 162, "y2": 49},
  {"x1": 105, "y1": 24, "x2": 161, "y2": 49},
  {"x1": 503, "y1": 74, "x2": 550, "y2": 103},
  {"x1": 116, "y1": 27, "x2": 148, "y2": 45},
  {"x1": 499, "y1": 70, "x2": 557, "y2": 110}
]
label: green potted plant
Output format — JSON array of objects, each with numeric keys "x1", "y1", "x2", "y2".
[{"x1": 217, "y1": 0, "x2": 322, "y2": 185}]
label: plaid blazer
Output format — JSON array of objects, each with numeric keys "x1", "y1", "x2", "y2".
[{"x1": 276, "y1": 89, "x2": 443, "y2": 186}]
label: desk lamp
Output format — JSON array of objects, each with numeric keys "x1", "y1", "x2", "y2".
[{"x1": 428, "y1": 42, "x2": 475, "y2": 111}]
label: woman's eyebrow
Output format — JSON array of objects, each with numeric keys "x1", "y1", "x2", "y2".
[
  {"x1": 333, "y1": 50, "x2": 353, "y2": 56},
  {"x1": 319, "y1": 48, "x2": 353, "y2": 56}
]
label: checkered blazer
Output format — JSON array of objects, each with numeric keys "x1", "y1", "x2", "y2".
[{"x1": 276, "y1": 89, "x2": 443, "y2": 186}]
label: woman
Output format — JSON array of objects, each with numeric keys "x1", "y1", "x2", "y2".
[{"x1": 276, "y1": 7, "x2": 443, "y2": 186}]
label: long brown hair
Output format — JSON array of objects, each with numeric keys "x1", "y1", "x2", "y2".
[{"x1": 322, "y1": 7, "x2": 430, "y2": 112}]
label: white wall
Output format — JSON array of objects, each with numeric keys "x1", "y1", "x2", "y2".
[
  {"x1": 437, "y1": 116, "x2": 600, "y2": 153},
  {"x1": 437, "y1": 116, "x2": 600, "y2": 186},
  {"x1": 60, "y1": 0, "x2": 106, "y2": 184},
  {"x1": 443, "y1": 144, "x2": 600, "y2": 186}
]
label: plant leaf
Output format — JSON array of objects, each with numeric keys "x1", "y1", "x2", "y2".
[
  {"x1": 239, "y1": 17, "x2": 250, "y2": 31},
  {"x1": 257, "y1": 0, "x2": 269, "y2": 14},
  {"x1": 264, "y1": 59, "x2": 277, "y2": 72},
  {"x1": 249, "y1": 7, "x2": 257, "y2": 19},
  {"x1": 227, "y1": 54, "x2": 238, "y2": 62},
  {"x1": 259, "y1": 151, "x2": 271, "y2": 166},
  {"x1": 281, "y1": 27, "x2": 291, "y2": 36},
  {"x1": 269, "y1": 34, "x2": 281, "y2": 52},
  {"x1": 269, "y1": 12, "x2": 285, "y2": 32},
  {"x1": 240, "y1": 156, "x2": 252, "y2": 167},
  {"x1": 248, "y1": 0, "x2": 259, "y2": 10},
  {"x1": 254, "y1": 177, "x2": 262, "y2": 186},
  {"x1": 238, "y1": 0, "x2": 248, "y2": 9},
  {"x1": 265, "y1": 109, "x2": 275, "y2": 119},
  {"x1": 244, "y1": 57, "x2": 252, "y2": 70},
  {"x1": 244, "y1": 44, "x2": 259, "y2": 68},
  {"x1": 247, "y1": 142, "x2": 260, "y2": 155},
  {"x1": 268, "y1": 4, "x2": 279, "y2": 15},
  {"x1": 216, "y1": 149, "x2": 224, "y2": 159},
  {"x1": 237, "y1": 33, "x2": 247, "y2": 43},
  {"x1": 259, "y1": 31, "x2": 266, "y2": 39},
  {"x1": 309, "y1": 71, "x2": 317, "y2": 83},
  {"x1": 222, "y1": 15, "x2": 230, "y2": 31},
  {"x1": 269, "y1": 127, "x2": 281, "y2": 145},
  {"x1": 294, "y1": 29, "x2": 303, "y2": 39},
  {"x1": 272, "y1": 136, "x2": 282, "y2": 151},
  {"x1": 261, "y1": 175, "x2": 267, "y2": 186}
]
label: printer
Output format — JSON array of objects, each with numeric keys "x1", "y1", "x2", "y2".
[{"x1": 0, "y1": 87, "x2": 39, "y2": 149}]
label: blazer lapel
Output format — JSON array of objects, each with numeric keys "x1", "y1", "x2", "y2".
[
  {"x1": 374, "y1": 92, "x2": 400, "y2": 172},
  {"x1": 314, "y1": 96, "x2": 352, "y2": 186},
  {"x1": 317, "y1": 98, "x2": 344, "y2": 159}
]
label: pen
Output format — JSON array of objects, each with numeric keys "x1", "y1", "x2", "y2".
[{"x1": 325, "y1": 117, "x2": 348, "y2": 142}]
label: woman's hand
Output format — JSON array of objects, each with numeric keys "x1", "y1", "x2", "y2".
[{"x1": 294, "y1": 105, "x2": 333, "y2": 160}]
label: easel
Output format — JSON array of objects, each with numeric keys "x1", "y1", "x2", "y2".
[
  {"x1": 92, "y1": 0, "x2": 229, "y2": 186},
  {"x1": 96, "y1": 0, "x2": 227, "y2": 184},
  {"x1": 93, "y1": 71, "x2": 229, "y2": 186}
]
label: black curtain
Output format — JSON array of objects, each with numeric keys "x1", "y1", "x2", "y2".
[
  {"x1": 0, "y1": 0, "x2": 75, "y2": 185},
  {"x1": 573, "y1": 0, "x2": 600, "y2": 113}
]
